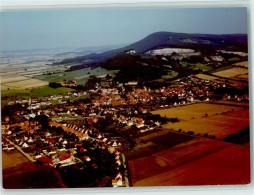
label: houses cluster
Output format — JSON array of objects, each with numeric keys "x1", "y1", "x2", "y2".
[
  {"x1": 2, "y1": 137, "x2": 15, "y2": 151},
  {"x1": 2, "y1": 117, "x2": 127, "y2": 186}
]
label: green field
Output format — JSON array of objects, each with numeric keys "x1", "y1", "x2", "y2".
[
  {"x1": 180, "y1": 62, "x2": 212, "y2": 71},
  {"x1": 1, "y1": 89, "x2": 31, "y2": 97},
  {"x1": 34, "y1": 67, "x2": 119, "y2": 85},
  {"x1": 31, "y1": 86, "x2": 75, "y2": 97},
  {"x1": 162, "y1": 71, "x2": 179, "y2": 80},
  {"x1": 1, "y1": 87, "x2": 75, "y2": 98},
  {"x1": 228, "y1": 57, "x2": 240, "y2": 62}
]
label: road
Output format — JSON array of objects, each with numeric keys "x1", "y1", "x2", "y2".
[{"x1": 121, "y1": 153, "x2": 129, "y2": 187}]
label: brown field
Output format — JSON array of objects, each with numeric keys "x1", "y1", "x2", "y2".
[
  {"x1": 2, "y1": 149, "x2": 66, "y2": 188},
  {"x1": 195, "y1": 74, "x2": 220, "y2": 81},
  {"x1": 2, "y1": 78, "x2": 48, "y2": 89},
  {"x1": 3, "y1": 163, "x2": 66, "y2": 189},
  {"x1": 2, "y1": 149, "x2": 29, "y2": 169},
  {"x1": 163, "y1": 111, "x2": 249, "y2": 139},
  {"x1": 213, "y1": 100, "x2": 249, "y2": 107},
  {"x1": 213, "y1": 67, "x2": 248, "y2": 78},
  {"x1": 195, "y1": 73, "x2": 248, "y2": 89},
  {"x1": 1, "y1": 75, "x2": 29, "y2": 84},
  {"x1": 233, "y1": 61, "x2": 248, "y2": 68},
  {"x1": 126, "y1": 130, "x2": 195, "y2": 160},
  {"x1": 236, "y1": 74, "x2": 248, "y2": 81},
  {"x1": 152, "y1": 102, "x2": 249, "y2": 139},
  {"x1": 152, "y1": 102, "x2": 244, "y2": 121},
  {"x1": 128, "y1": 137, "x2": 250, "y2": 186}
]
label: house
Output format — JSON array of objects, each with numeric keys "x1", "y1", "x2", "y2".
[
  {"x1": 84, "y1": 156, "x2": 91, "y2": 162},
  {"x1": 115, "y1": 172, "x2": 123, "y2": 180},
  {"x1": 112, "y1": 141, "x2": 118, "y2": 147},
  {"x1": 112, "y1": 178, "x2": 123, "y2": 187},
  {"x1": 136, "y1": 123, "x2": 144, "y2": 128}
]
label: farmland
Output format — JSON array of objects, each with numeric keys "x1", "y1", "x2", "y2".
[
  {"x1": 152, "y1": 102, "x2": 249, "y2": 139},
  {"x1": 2, "y1": 150, "x2": 29, "y2": 169},
  {"x1": 152, "y1": 102, "x2": 244, "y2": 121},
  {"x1": 2, "y1": 78, "x2": 48, "y2": 90},
  {"x1": 126, "y1": 130, "x2": 195, "y2": 160},
  {"x1": 233, "y1": 61, "x2": 248, "y2": 68},
  {"x1": 213, "y1": 67, "x2": 248, "y2": 78},
  {"x1": 195, "y1": 73, "x2": 248, "y2": 89},
  {"x1": 34, "y1": 67, "x2": 119, "y2": 85},
  {"x1": 31, "y1": 86, "x2": 75, "y2": 98},
  {"x1": 180, "y1": 62, "x2": 212, "y2": 71},
  {"x1": 129, "y1": 137, "x2": 250, "y2": 186}
]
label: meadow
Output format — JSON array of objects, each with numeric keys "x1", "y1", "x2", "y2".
[{"x1": 34, "y1": 67, "x2": 119, "y2": 85}]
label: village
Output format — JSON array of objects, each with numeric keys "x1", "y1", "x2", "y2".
[{"x1": 1, "y1": 72, "x2": 249, "y2": 187}]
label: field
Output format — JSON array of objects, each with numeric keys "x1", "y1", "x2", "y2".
[
  {"x1": 3, "y1": 162, "x2": 66, "y2": 188},
  {"x1": 34, "y1": 67, "x2": 119, "y2": 85},
  {"x1": 1, "y1": 86, "x2": 74, "y2": 98},
  {"x1": 233, "y1": 61, "x2": 248, "y2": 68},
  {"x1": 2, "y1": 150, "x2": 30, "y2": 169},
  {"x1": 152, "y1": 102, "x2": 249, "y2": 139},
  {"x1": 2, "y1": 148, "x2": 65, "y2": 188},
  {"x1": 31, "y1": 86, "x2": 75, "y2": 97},
  {"x1": 195, "y1": 73, "x2": 248, "y2": 89},
  {"x1": 212, "y1": 67, "x2": 248, "y2": 78},
  {"x1": 180, "y1": 62, "x2": 212, "y2": 71},
  {"x1": 128, "y1": 137, "x2": 250, "y2": 186},
  {"x1": 126, "y1": 130, "x2": 195, "y2": 160},
  {"x1": 152, "y1": 102, "x2": 244, "y2": 120},
  {"x1": 195, "y1": 73, "x2": 219, "y2": 81}
]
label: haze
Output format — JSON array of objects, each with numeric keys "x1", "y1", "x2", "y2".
[{"x1": 0, "y1": 7, "x2": 247, "y2": 51}]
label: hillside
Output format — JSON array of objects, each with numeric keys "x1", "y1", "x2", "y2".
[{"x1": 55, "y1": 31, "x2": 248, "y2": 69}]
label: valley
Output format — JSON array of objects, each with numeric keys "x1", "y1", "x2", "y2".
[{"x1": 1, "y1": 31, "x2": 250, "y2": 188}]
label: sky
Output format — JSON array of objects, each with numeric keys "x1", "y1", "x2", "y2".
[{"x1": 0, "y1": 7, "x2": 247, "y2": 51}]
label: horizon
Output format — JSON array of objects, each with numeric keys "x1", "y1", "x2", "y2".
[{"x1": 0, "y1": 7, "x2": 247, "y2": 51}]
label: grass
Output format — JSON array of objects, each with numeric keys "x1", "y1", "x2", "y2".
[
  {"x1": 162, "y1": 71, "x2": 179, "y2": 80},
  {"x1": 180, "y1": 62, "x2": 212, "y2": 71},
  {"x1": 31, "y1": 86, "x2": 75, "y2": 98},
  {"x1": 210, "y1": 65, "x2": 234, "y2": 73},
  {"x1": 1, "y1": 89, "x2": 31, "y2": 97},
  {"x1": 228, "y1": 57, "x2": 240, "y2": 62},
  {"x1": 34, "y1": 67, "x2": 119, "y2": 85},
  {"x1": 70, "y1": 94, "x2": 89, "y2": 102}
]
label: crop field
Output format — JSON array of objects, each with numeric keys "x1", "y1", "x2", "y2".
[
  {"x1": 1, "y1": 75, "x2": 29, "y2": 84},
  {"x1": 212, "y1": 100, "x2": 249, "y2": 107},
  {"x1": 235, "y1": 73, "x2": 248, "y2": 81},
  {"x1": 163, "y1": 112, "x2": 249, "y2": 139},
  {"x1": 2, "y1": 79, "x2": 49, "y2": 89},
  {"x1": 152, "y1": 102, "x2": 244, "y2": 120},
  {"x1": 126, "y1": 130, "x2": 195, "y2": 160},
  {"x1": 194, "y1": 73, "x2": 248, "y2": 89},
  {"x1": 3, "y1": 161, "x2": 65, "y2": 188},
  {"x1": 233, "y1": 61, "x2": 248, "y2": 68},
  {"x1": 195, "y1": 74, "x2": 219, "y2": 81},
  {"x1": 212, "y1": 67, "x2": 248, "y2": 78},
  {"x1": 152, "y1": 102, "x2": 249, "y2": 139},
  {"x1": 128, "y1": 137, "x2": 250, "y2": 186},
  {"x1": 2, "y1": 150, "x2": 29, "y2": 170}
]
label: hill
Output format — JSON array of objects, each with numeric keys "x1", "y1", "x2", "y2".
[{"x1": 55, "y1": 31, "x2": 248, "y2": 69}]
